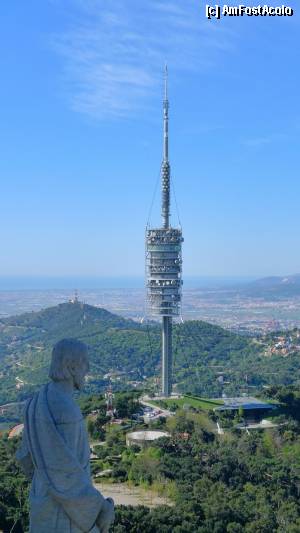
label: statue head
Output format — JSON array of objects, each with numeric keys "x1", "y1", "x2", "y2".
[{"x1": 49, "y1": 338, "x2": 89, "y2": 390}]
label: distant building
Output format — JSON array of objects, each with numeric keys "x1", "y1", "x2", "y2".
[{"x1": 215, "y1": 396, "x2": 276, "y2": 422}]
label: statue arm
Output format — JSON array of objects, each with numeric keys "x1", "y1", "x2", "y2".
[
  {"x1": 16, "y1": 430, "x2": 34, "y2": 481},
  {"x1": 55, "y1": 484, "x2": 108, "y2": 533},
  {"x1": 95, "y1": 497, "x2": 115, "y2": 533}
]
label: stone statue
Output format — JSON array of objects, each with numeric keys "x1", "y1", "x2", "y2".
[{"x1": 16, "y1": 338, "x2": 115, "y2": 533}]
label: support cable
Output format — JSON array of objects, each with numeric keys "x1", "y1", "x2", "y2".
[
  {"x1": 146, "y1": 167, "x2": 161, "y2": 229},
  {"x1": 170, "y1": 173, "x2": 182, "y2": 230}
]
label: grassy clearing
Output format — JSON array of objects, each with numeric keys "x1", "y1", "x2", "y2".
[{"x1": 150, "y1": 396, "x2": 224, "y2": 411}]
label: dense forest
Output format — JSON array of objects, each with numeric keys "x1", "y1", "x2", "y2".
[
  {"x1": 1, "y1": 387, "x2": 300, "y2": 532},
  {"x1": 1, "y1": 302, "x2": 300, "y2": 407}
]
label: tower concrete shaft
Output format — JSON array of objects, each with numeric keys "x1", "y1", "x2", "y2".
[{"x1": 162, "y1": 316, "x2": 172, "y2": 396}]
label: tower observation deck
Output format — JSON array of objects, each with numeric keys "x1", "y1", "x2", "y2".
[{"x1": 145, "y1": 67, "x2": 183, "y2": 397}]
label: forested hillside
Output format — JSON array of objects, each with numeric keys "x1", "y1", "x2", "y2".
[
  {"x1": 0, "y1": 301, "x2": 300, "y2": 405},
  {"x1": 1, "y1": 386, "x2": 300, "y2": 532}
]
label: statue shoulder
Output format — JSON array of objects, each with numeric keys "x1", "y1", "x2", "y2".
[{"x1": 46, "y1": 383, "x2": 83, "y2": 424}]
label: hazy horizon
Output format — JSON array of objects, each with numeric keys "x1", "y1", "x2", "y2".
[{"x1": 0, "y1": 274, "x2": 293, "y2": 291}]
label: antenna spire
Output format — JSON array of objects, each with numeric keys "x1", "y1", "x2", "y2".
[
  {"x1": 162, "y1": 64, "x2": 170, "y2": 228},
  {"x1": 163, "y1": 64, "x2": 169, "y2": 161}
]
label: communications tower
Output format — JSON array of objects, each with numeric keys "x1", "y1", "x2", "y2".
[{"x1": 146, "y1": 67, "x2": 183, "y2": 397}]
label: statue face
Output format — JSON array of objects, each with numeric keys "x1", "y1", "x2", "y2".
[{"x1": 73, "y1": 356, "x2": 89, "y2": 391}]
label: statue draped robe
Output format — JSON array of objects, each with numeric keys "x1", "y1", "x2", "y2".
[{"x1": 17, "y1": 382, "x2": 105, "y2": 533}]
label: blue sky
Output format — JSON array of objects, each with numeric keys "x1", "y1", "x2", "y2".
[{"x1": 0, "y1": 0, "x2": 299, "y2": 279}]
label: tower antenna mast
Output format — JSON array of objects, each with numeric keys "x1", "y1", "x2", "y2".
[
  {"x1": 162, "y1": 64, "x2": 170, "y2": 229},
  {"x1": 146, "y1": 66, "x2": 183, "y2": 397}
]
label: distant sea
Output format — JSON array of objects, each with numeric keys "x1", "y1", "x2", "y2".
[{"x1": 0, "y1": 276, "x2": 257, "y2": 291}]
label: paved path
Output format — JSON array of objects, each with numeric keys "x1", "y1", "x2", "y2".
[
  {"x1": 236, "y1": 420, "x2": 279, "y2": 430},
  {"x1": 216, "y1": 422, "x2": 224, "y2": 435},
  {"x1": 140, "y1": 397, "x2": 173, "y2": 419}
]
